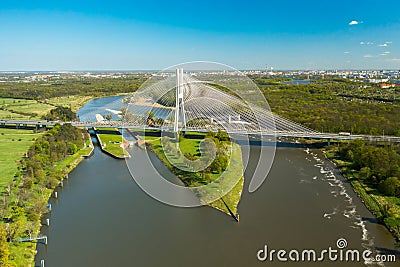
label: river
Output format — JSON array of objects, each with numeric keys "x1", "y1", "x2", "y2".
[{"x1": 34, "y1": 97, "x2": 398, "y2": 266}]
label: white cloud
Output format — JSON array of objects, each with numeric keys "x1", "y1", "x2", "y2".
[
  {"x1": 378, "y1": 43, "x2": 388, "y2": 47},
  {"x1": 360, "y1": 41, "x2": 374, "y2": 45},
  {"x1": 344, "y1": 51, "x2": 350, "y2": 54},
  {"x1": 349, "y1": 20, "x2": 360, "y2": 25},
  {"x1": 380, "y1": 54, "x2": 388, "y2": 56},
  {"x1": 388, "y1": 58, "x2": 400, "y2": 62},
  {"x1": 385, "y1": 41, "x2": 393, "y2": 44},
  {"x1": 383, "y1": 51, "x2": 391, "y2": 54},
  {"x1": 363, "y1": 54, "x2": 374, "y2": 58}
]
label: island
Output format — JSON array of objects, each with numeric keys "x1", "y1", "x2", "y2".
[{"x1": 140, "y1": 130, "x2": 244, "y2": 219}]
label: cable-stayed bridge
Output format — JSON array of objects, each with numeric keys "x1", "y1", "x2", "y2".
[{"x1": 1, "y1": 68, "x2": 399, "y2": 143}]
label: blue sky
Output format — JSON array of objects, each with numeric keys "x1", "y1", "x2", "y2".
[{"x1": 0, "y1": 0, "x2": 399, "y2": 70}]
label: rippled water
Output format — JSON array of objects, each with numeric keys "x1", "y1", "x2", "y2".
[{"x1": 34, "y1": 141, "x2": 399, "y2": 266}]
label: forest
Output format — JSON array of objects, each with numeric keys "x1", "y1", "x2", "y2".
[
  {"x1": 0, "y1": 76, "x2": 146, "y2": 99},
  {"x1": 253, "y1": 77, "x2": 400, "y2": 136},
  {"x1": 330, "y1": 140, "x2": 400, "y2": 239},
  {"x1": 338, "y1": 140, "x2": 400, "y2": 195}
]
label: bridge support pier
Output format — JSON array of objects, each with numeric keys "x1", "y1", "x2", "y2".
[
  {"x1": 327, "y1": 138, "x2": 331, "y2": 146},
  {"x1": 174, "y1": 68, "x2": 186, "y2": 133}
]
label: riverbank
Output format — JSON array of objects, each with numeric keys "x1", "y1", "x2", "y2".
[
  {"x1": 0, "y1": 125, "x2": 93, "y2": 266},
  {"x1": 143, "y1": 132, "x2": 244, "y2": 218},
  {"x1": 323, "y1": 145, "x2": 400, "y2": 241}
]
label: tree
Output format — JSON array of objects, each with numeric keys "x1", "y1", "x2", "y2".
[
  {"x1": 216, "y1": 130, "x2": 229, "y2": 142},
  {"x1": 147, "y1": 111, "x2": 155, "y2": 120},
  {"x1": 105, "y1": 114, "x2": 113, "y2": 121},
  {"x1": 68, "y1": 142, "x2": 78, "y2": 154},
  {"x1": 378, "y1": 177, "x2": 400, "y2": 197},
  {"x1": 7, "y1": 207, "x2": 27, "y2": 240},
  {"x1": 0, "y1": 225, "x2": 10, "y2": 266},
  {"x1": 359, "y1": 167, "x2": 371, "y2": 180},
  {"x1": 42, "y1": 106, "x2": 76, "y2": 121}
]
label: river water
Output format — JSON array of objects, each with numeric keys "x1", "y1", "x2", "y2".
[{"x1": 34, "y1": 97, "x2": 399, "y2": 266}]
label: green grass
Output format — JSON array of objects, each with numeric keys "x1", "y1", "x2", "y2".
[
  {"x1": 178, "y1": 137, "x2": 202, "y2": 155},
  {"x1": 0, "y1": 98, "x2": 54, "y2": 120},
  {"x1": 0, "y1": 128, "x2": 41, "y2": 193},
  {"x1": 97, "y1": 129, "x2": 129, "y2": 158},
  {"x1": 199, "y1": 143, "x2": 244, "y2": 215},
  {"x1": 8, "y1": 242, "x2": 37, "y2": 267},
  {"x1": 142, "y1": 135, "x2": 160, "y2": 141},
  {"x1": 2, "y1": 129, "x2": 92, "y2": 266},
  {"x1": 0, "y1": 96, "x2": 94, "y2": 120},
  {"x1": 0, "y1": 109, "x2": 29, "y2": 120},
  {"x1": 350, "y1": 180, "x2": 383, "y2": 218},
  {"x1": 45, "y1": 95, "x2": 93, "y2": 112}
]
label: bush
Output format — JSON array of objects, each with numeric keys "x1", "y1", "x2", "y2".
[{"x1": 378, "y1": 177, "x2": 400, "y2": 197}]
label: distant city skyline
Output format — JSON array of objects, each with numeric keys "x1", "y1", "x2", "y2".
[{"x1": 0, "y1": 0, "x2": 399, "y2": 71}]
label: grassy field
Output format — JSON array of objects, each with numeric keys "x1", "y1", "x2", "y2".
[
  {"x1": 96, "y1": 128, "x2": 129, "y2": 158},
  {"x1": 0, "y1": 98, "x2": 54, "y2": 120},
  {"x1": 0, "y1": 128, "x2": 41, "y2": 193},
  {"x1": 0, "y1": 128, "x2": 92, "y2": 266},
  {"x1": 0, "y1": 96, "x2": 94, "y2": 120},
  {"x1": 45, "y1": 95, "x2": 93, "y2": 112}
]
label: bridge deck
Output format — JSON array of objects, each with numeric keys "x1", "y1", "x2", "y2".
[{"x1": 1, "y1": 119, "x2": 399, "y2": 142}]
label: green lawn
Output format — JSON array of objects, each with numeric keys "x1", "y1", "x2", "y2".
[
  {"x1": 0, "y1": 128, "x2": 41, "y2": 193},
  {"x1": 0, "y1": 98, "x2": 54, "y2": 120},
  {"x1": 178, "y1": 137, "x2": 202, "y2": 155},
  {"x1": 97, "y1": 129, "x2": 129, "y2": 158},
  {"x1": 0, "y1": 109, "x2": 28, "y2": 120},
  {"x1": 0, "y1": 96, "x2": 94, "y2": 120}
]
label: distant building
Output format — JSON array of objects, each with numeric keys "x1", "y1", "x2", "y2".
[{"x1": 379, "y1": 83, "x2": 397, "y2": 88}]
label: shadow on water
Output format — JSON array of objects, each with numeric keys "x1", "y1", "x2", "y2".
[
  {"x1": 362, "y1": 216, "x2": 380, "y2": 224},
  {"x1": 235, "y1": 138, "x2": 327, "y2": 148},
  {"x1": 374, "y1": 247, "x2": 400, "y2": 259}
]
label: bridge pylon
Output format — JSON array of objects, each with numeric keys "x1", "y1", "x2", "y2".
[{"x1": 174, "y1": 68, "x2": 186, "y2": 133}]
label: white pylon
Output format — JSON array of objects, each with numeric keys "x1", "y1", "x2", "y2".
[{"x1": 174, "y1": 68, "x2": 186, "y2": 132}]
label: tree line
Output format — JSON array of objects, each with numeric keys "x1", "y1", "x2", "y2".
[
  {"x1": 338, "y1": 140, "x2": 400, "y2": 196},
  {"x1": 0, "y1": 124, "x2": 88, "y2": 265},
  {"x1": 333, "y1": 140, "x2": 400, "y2": 239},
  {"x1": 0, "y1": 77, "x2": 145, "y2": 99}
]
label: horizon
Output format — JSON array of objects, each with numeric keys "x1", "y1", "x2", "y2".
[{"x1": 1, "y1": 68, "x2": 400, "y2": 73}]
